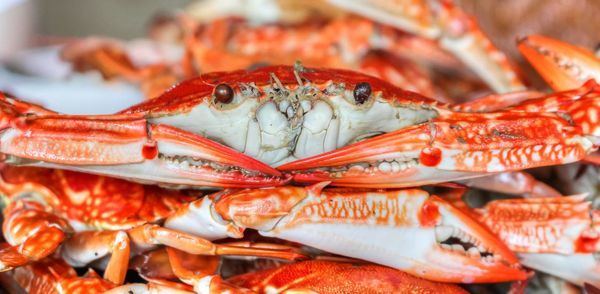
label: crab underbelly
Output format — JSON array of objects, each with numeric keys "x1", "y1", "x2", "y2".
[
  {"x1": 262, "y1": 223, "x2": 434, "y2": 270},
  {"x1": 151, "y1": 98, "x2": 437, "y2": 166}
]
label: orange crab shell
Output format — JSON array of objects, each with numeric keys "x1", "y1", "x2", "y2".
[{"x1": 0, "y1": 165, "x2": 198, "y2": 229}]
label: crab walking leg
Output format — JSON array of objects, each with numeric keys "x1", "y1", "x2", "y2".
[
  {"x1": 12, "y1": 257, "x2": 116, "y2": 293},
  {"x1": 0, "y1": 203, "x2": 131, "y2": 285},
  {"x1": 0, "y1": 98, "x2": 286, "y2": 188},
  {"x1": 58, "y1": 224, "x2": 304, "y2": 285},
  {"x1": 61, "y1": 231, "x2": 131, "y2": 284},
  {"x1": 518, "y1": 35, "x2": 600, "y2": 91},
  {"x1": 0, "y1": 201, "x2": 69, "y2": 271},
  {"x1": 166, "y1": 185, "x2": 528, "y2": 283},
  {"x1": 327, "y1": 0, "x2": 525, "y2": 93},
  {"x1": 279, "y1": 111, "x2": 594, "y2": 187},
  {"x1": 126, "y1": 224, "x2": 305, "y2": 261},
  {"x1": 453, "y1": 91, "x2": 546, "y2": 112}
]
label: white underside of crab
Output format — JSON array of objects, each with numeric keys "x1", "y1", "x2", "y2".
[
  {"x1": 152, "y1": 89, "x2": 437, "y2": 166},
  {"x1": 519, "y1": 253, "x2": 600, "y2": 287}
]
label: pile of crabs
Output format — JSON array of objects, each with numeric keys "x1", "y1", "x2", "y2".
[{"x1": 3, "y1": 0, "x2": 600, "y2": 293}]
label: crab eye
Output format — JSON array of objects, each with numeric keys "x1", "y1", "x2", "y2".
[
  {"x1": 214, "y1": 83, "x2": 234, "y2": 104},
  {"x1": 353, "y1": 82, "x2": 371, "y2": 104}
]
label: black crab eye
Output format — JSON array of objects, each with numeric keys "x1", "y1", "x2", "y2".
[
  {"x1": 214, "y1": 83, "x2": 234, "y2": 103},
  {"x1": 353, "y1": 82, "x2": 372, "y2": 104}
]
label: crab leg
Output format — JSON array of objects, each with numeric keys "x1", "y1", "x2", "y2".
[
  {"x1": 127, "y1": 224, "x2": 305, "y2": 261},
  {"x1": 0, "y1": 201, "x2": 70, "y2": 272},
  {"x1": 327, "y1": 0, "x2": 525, "y2": 93},
  {"x1": 279, "y1": 111, "x2": 594, "y2": 187},
  {"x1": 453, "y1": 90, "x2": 546, "y2": 112},
  {"x1": 61, "y1": 231, "x2": 131, "y2": 284},
  {"x1": 12, "y1": 257, "x2": 116, "y2": 293},
  {"x1": 518, "y1": 35, "x2": 600, "y2": 91},
  {"x1": 166, "y1": 184, "x2": 528, "y2": 283},
  {"x1": 58, "y1": 224, "x2": 304, "y2": 286},
  {"x1": 0, "y1": 201, "x2": 133, "y2": 284},
  {"x1": 0, "y1": 96, "x2": 286, "y2": 188}
]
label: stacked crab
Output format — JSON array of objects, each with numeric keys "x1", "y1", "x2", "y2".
[{"x1": 2, "y1": 0, "x2": 600, "y2": 293}]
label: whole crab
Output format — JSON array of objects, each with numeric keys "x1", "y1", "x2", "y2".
[{"x1": 0, "y1": 65, "x2": 597, "y2": 188}]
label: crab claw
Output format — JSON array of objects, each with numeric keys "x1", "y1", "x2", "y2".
[
  {"x1": 518, "y1": 35, "x2": 600, "y2": 91},
  {"x1": 422, "y1": 196, "x2": 527, "y2": 283},
  {"x1": 279, "y1": 111, "x2": 595, "y2": 187},
  {"x1": 0, "y1": 97, "x2": 286, "y2": 188},
  {"x1": 212, "y1": 185, "x2": 526, "y2": 283}
]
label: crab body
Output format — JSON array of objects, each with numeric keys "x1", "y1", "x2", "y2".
[
  {"x1": 123, "y1": 65, "x2": 441, "y2": 167},
  {"x1": 1, "y1": 65, "x2": 599, "y2": 188}
]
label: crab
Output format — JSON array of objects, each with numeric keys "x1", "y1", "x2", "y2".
[
  {"x1": 0, "y1": 65, "x2": 598, "y2": 188},
  {"x1": 62, "y1": 0, "x2": 524, "y2": 101},
  {"x1": 0, "y1": 165, "x2": 304, "y2": 286}
]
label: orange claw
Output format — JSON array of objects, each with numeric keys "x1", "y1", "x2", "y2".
[
  {"x1": 474, "y1": 195, "x2": 597, "y2": 254},
  {"x1": 279, "y1": 81, "x2": 600, "y2": 187},
  {"x1": 279, "y1": 111, "x2": 592, "y2": 188},
  {"x1": 179, "y1": 185, "x2": 527, "y2": 283},
  {"x1": 0, "y1": 93, "x2": 287, "y2": 188},
  {"x1": 518, "y1": 35, "x2": 600, "y2": 91}
]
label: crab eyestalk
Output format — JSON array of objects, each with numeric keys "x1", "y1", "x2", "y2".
[
  {"x1": 0, "y1": 96, "x2": 287, "y2": 188},
  {"x1": 279, "y1": 110, "x2": 595, "y2": 187},
  {"x1": 171, "y1": 184, "x2": 527, "y2": 283}
]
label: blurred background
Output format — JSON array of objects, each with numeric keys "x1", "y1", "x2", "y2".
[
  {"x1": 3, "y1": 0, "x2": 598, "y2": 61},
  {"x1": 0, "y1": 0, "x2": 192, "y2": 60},
  {"x1": 0, "y1": 0, "x2": 599, "y2": 113}
]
